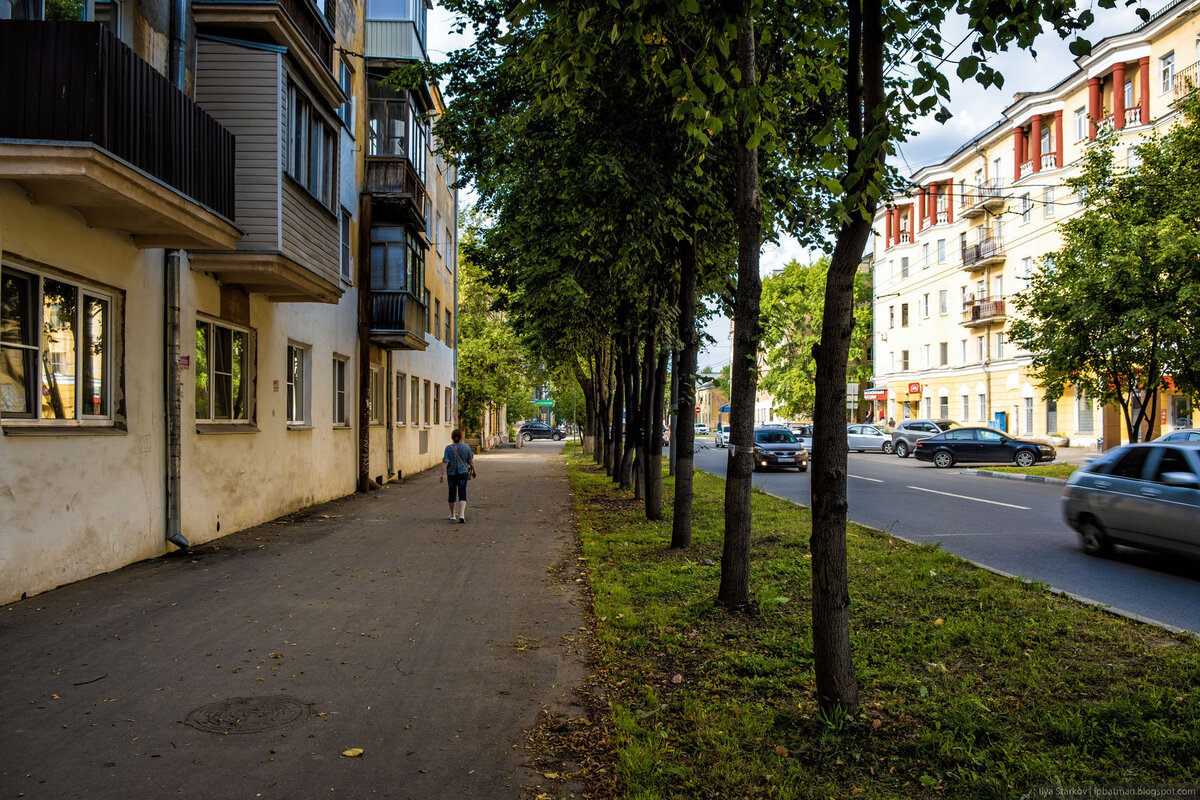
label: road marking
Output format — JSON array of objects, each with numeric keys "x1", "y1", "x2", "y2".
[
  {"x1": 849, "y1": 474, "x2": 884, "y2": 483},
  {"x1": 906, "y1": 485, "x2": 1031, "y2": 510}
]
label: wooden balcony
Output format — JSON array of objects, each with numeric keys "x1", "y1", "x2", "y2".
[
  {"x1": 366, "y1": 157, "x2": 428, "y2": 229},
  {"x1": 0, "y1": 21, "x2": 239, "y2": 249},
  {"x1": 961, "y1": 236, "x2": 1005, "y2": 271},
  {"x1": 370, "y1": 290, "x2": 428, "y2": 350},
  {"x1": 961, "y1": 298, "x2": 1006, "y2": 327},
  {"x1": 192, "y1": 0, "x2": 344, "y2": 108},
  {"x1": 959, "y1": 183, "x2": 1006, "y2": 219}
]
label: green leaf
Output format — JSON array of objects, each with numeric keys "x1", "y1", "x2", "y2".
[
  {"x1": 956, "y1": 56, "x2": 979, "y2": 81},
  {"x1": 1069, "y1": 38, "x2": 1092, "y2": 57}
]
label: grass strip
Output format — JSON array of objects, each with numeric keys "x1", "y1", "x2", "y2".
[
  {"x1": 983, "y1": 463, "x2": 1079, "y2": 480},
  {"x1": 566, "y1": 445, "x2": 1200, "y2": 799}
]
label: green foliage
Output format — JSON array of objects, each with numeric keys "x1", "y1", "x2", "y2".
[
  {"x1": 1009, "y1": 97, "x2": 1200, "y2": 440},
  {"x1": 758, "y1": 257, "x2": 872, "y2": 420},
  {"x1": 566, "y1": 447, "x2": 1200, "y2": 797}
]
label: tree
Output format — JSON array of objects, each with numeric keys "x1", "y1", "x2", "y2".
[
  {"x1": 1009, "y1": 96, "x2": 1200, "y2": 442},
  {"x1": 760, "y1": 256, "x2": 872, "y2": 421}
]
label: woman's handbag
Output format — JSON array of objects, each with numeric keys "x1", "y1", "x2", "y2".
[{"x1": 468, "y1": 463, "x2": 477, "y2": 480}]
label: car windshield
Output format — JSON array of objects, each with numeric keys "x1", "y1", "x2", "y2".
[{"x1": 755, "y1": 430, "x2": 797, "y2": 444}]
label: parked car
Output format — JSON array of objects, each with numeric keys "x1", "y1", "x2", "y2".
[
  {"x1": 1155, "y1": 428, "x2": 1200, "y2": 443},
  {"x1": 891, "y1": 419, "x2": 961, "y2": 458},
  {"x1": 752, "y1": 427, "x2": 809, "y2": 472},
  {"x1": 1062, "y1": 442, "x2": 1200, "y2": 558},
  {"x1": 518, "y1": 421, "x2": 563, "y2": 441},
  {"x1": 790, "y1": 424, "x2": 814, "y2": 451},
  {"x1": 694, "y1": 422, "x2": 710, "y2": 436},
  {"x1": 715, "y1": 423, "x2": 730, "y2": 448},
  {"x1": 847, "y1": 424, "x2": 893, "y2": 453},
  {"x1": 912, "y1": 427, "x2": 1056, "y2": 468}
]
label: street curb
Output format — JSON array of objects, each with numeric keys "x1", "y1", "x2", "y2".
[{"x1": 963, "y1": 468, "x2": 1068, "y2": 485}]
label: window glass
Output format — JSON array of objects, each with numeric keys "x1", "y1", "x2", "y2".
[
  {"x1": 977, "y1": 429, "x2": 1003, "y2": 442},
  {"x1": 410, "y1": 376, "x2": 419, "y2": 425},
  {"x1": 40, "y1": 278, "x2": 78, "y2": 419},
  {"x1": 1110, "y1": 447, "x2": 1150, "y2": 480},
  {"x1": 196, "y1": 319, "x2": 249, "y2": 422},
  {"x1": 396, "y1": 372, "x2": 407, "y2": 423},
  {"x1": 287, "y1": 344, "x2": 306, "y2": 424},
  {"x1": 1153, "y1": 448, "x2": 1195, "y2": 481},
  {"x1": 1, "y1": 268, "x2": 36, "y2": 415}
]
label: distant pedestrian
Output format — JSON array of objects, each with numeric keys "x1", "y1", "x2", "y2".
[
  {"x1": 887, "y1": 417, "x2": 895, "y2": 427},
  {"x1": 440, "y1": 428, "x2": 475, "y2": 523}
]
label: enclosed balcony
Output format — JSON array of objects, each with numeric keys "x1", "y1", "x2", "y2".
[
  {"x1": 0, "y1": 21, "x2": 239, "y2": 250},
  {"x1": 367, "y1": 222, "x2": 428, "y2": 349},
  {"x1": 961, "y1": 297, "x2": 1006, "y2": 327},
  {"x1": 192, "y1": 0, "x2": 343, "y2": 107},
  {"x1": 961, "y1": 235, "x2": 1005, "y2": 271},
  {"x1": 369, "y1": 290, "x2": 428, "y2": 350}
]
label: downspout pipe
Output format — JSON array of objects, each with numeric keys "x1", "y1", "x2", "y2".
[{"x1": 164, "y1": 2, "x2": 189, "y2": 551}]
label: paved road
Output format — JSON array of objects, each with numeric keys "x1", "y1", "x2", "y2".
[{"x1": 692, "y1": 437, "x2": 1200, "y2": 634}]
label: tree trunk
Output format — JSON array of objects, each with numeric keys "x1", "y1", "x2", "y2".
[
  {"x1": 636, "y1": 330, "x2": 657, "y2": 501},
  {"x1": 669, "y1": 349, "x2": 679, "y2": 477},
  {"x1": 646, "y1": 337, "x2": 668, "y2": 519},
  {"x1": 610, "y1": 341, "x2": 625, "y2": 478},
  {"x1": 718, "y1": 12, "x2": 761, "y2": 610},
  {"x1": 621, "y1": 341, "x2": 639, "y2": 490},
  {"x1": 672, "y1": 229, "x2": 699, "y2": 548}
]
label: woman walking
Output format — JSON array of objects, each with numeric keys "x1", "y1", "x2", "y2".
[{"x1": 439, "y1": 428, "x2": 475, "y2": 523}]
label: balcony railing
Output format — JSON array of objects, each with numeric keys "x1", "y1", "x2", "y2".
[
  {"x1": 898, "y1": 231, "x2": 911, "y2": 245},
  {"x1": 960, "y1": 182, "x2": 1005, "y2": 218},
  {"x1": 1124, "y1": 107, "x2": 1142, "y2": 126},
  {"x1": 961, "y1": 235, "x2": 1005, "y2": 269},
  {"x1": 193, "y1": 0, "x2": 336, "y2": 72},
  {"x1": 1174, "y1": 61, "x2": 1199, "y2": 103},
  {"x1": 365, "y1": 156, "x2": 428, "y2": 227},
  {"x1": 961, "y1": 297, "x2": 1006, "y2": 326},
  {"x1": 370, "y1": 290, "x2": 428, "y2": 350},
  {"x1": 1019, "y1": 160, "x2": 1034, "y2": 179},
  {"x1": 0, "y1": 21, "x2": 235, "y2": 219},
  {"x1": 1041, "y1": 153, "x2": 1058, "y2": 169},
  {"x1": 935, "y1": 210, "x2": 948, "y2": 225}
]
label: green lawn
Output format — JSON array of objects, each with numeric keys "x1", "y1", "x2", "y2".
[
  {"x1": 565, "y1": 446, "x2": 1200, "y2": 799},
  {"x1": 982, "y1": 462, "x2": 1079, "y2": 480}
]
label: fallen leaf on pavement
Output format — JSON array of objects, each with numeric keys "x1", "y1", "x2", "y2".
[{"x1": 341, "y1": 748, "x2": 364, "y2": 758}]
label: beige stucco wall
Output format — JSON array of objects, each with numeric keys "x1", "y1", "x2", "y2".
[{"x1": 0, "y1": 181, "x2": 168, "y2": 602}]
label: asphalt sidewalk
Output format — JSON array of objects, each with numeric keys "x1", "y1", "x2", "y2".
[{"x1": 1, "y1": 443, "x2": 588, "y2": 800}]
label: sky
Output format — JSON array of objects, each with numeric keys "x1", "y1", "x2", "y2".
[{"x1": 424, "y1": 0, "x2": 1170, "y2": 371}]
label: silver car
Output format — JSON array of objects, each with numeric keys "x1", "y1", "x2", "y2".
[
  {"x1": 714, "y1": 423, "x2": 730, "y2": 448},
  {"x1": 847, "y1": 424, "x2": 893, "y2": 453},
  {"x1": 1155, "y1": 428, "x2": 1200, "y2": 443},
  {"x1": 891, "y1": 419, "x2": 961, "y2": 458},
  {"x1": 1062, "y1": 442, "x2": 1200, "y2": 558}
]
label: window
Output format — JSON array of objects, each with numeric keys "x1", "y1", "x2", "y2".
[
  {"x1": 939, "y1": 290, "x2": 948, "y2": 316},
  {"x1": 901, "y1": 257, "x2": 909, "y2": 279},
  {"x1": 445, "y1": 386, "x2": 453, "y2": 424},
  {"x1": 423, "y1": 380, "x2": 431, "y2": 425},
  {"x1": 939, "y1": 342, "x2": 948, "y2": 367},
  {"x1": 286, "y1": 344, "x2": 308, "y2": 425},
  {"x1": 1020, "y1": 194, "x2": 1032, "y2": 223},
  {"x1": 979, "y1": 393, "x2": 986, "y2": 421},
  {"x1": 1043, "y1": 186, "x2": 1055, "y2": 217},
  {"x1": 434, "y1": 212, "x2": 443, "y2": 254},
  {"x1": 1160, "y1": 52, "x2": 1175, "y2": 94},
  {"x1": 288, "y1": 83, "x2": 336, "y2": 208},
  {"x1": 444, "y1": 310, "x2": 452, "y2": 343},
  {"x1": 340, "y1": 208, "x2": 353, "y2": 282},
  {"x1": 901, "y1": 304, "x2": 909, "y2": 327},
  {"x1": 924, "y1": 398, "x2": 931, "y2": 418},
  {"x1": 937, "y1": 239, "x2": 946, "y2": 263},
  {"x1": 888, "y1": 305, "x2": 895, "y2": 329},
  {"x1": 396, "y1": 372, "x2": 407, "y2": 424},
  {"x1": 2, "y1": 266, "x2": 114, "y2": 422},
  {"x1": 922, "y1": 293, "x2": 930, "y2": 318},
  {"x1": 332, "y1": 357, "x2": 348, "y2": 426},
  {"x1": 1021, "y1": 256, "x2": 1033, "y2": 282},
  {"x1": 366, "y1": 0, "x2": 427, "y2": 44},
  {"x1": 1077, "y1": 387, "x2": 1094, "y2": 434},
  {"x1": 1040, "y1": 123, "x2": 1051, "y2": 157},
  {"x1": 1124, "y1": 79, "x2": 1134, "y2": 109},
  {"x1": 1153, "y1": 448, "x2": 1195, "y2": 482},
  {"x1": 1127, "y1": 147, "x2": 1142, "y2": 170},
  {"x1": 922, "y1": 344, "x2": 930, "y2": 368},
  {"x1": 369, "y1": 367, "x2": 382, "y2": 424},
  {"x1": 961, "y1": 339, "x2": 968, "y2": 364},
  {"x1": 922, "y1": 243, "x2": 930, "y2": 269},
  {"x1": 434, "y1": 298, "x2": 441, "y2": 341},
  {"x1": 424, "y1": 289, "x2": 432, "y2": 334},
  {"x1": 338, "y1": 59, "x2": 355, "y2": 130},
  {"x1": 1024, "y1": 397, "x2": 1033, "y2": 435},
  {"x1": 994, "y1": 276, "x2": 1003, "y2": 298},
  {"x1": 410, "y1": 375, "x2": 420, "y2": 425},
  {"x1": 367, "y1": 80, "x2": 407, "y2": 156},
  {"x1": 1074, "y1": 106, "x2": 1087, "y2": 141},
  {"x1": 433, "y1": 383, "x2": 440, "y2": 424},
  {"x1": 1110, "y1": 447, "x2": 1149, "y2": 480},
  {"x1": 977, "y1": 336, "x2": 984, "y2": 362},
  {"x1": 962, "y1": 394, "x2": 969, "y2": 419},
  {"x1": 370, "y1": 225, "x2": 425, "y2": 294},
  {"x1": 939, "y1": 396, "x2": 949, "y2": 418},
  {"x1": 195, "y1": 318, "x2": 251, "y2": 423},
  {"x1": 995, "y1": 332, "x2": 1005, "y2": 359},
  {"x1": 900, "y1": 350, "x2": 909, "y2": 371}
]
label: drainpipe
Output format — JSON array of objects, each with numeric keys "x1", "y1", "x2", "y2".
[{"x1": 164, "y1": 1, "x2": 189, "y2": 550}]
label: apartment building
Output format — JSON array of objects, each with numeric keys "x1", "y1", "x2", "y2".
[
  {"x1": 871, "y1": 0, "x2": 1200, "y2": 445},
  {"x1": 0, "y1": 0, "x2": 456, "y2": 602}
]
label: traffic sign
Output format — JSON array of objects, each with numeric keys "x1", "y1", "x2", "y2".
[
  {"x1": 533, "y1": 399, "x2": 555, "y2": 407},
  {"x1": 695, "y1": 406, "x2": 702, "y2": 413}
]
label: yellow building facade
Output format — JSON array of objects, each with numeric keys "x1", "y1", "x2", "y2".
[{"x1": 872, "y1": 0, "x2": 1200, "y2": 445}]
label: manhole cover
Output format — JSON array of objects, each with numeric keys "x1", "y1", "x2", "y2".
[{"x1": 184, "y1": 696, "x2": 310, "y2": 734}]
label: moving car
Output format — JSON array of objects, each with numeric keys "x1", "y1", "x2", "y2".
[
  {"x1": 694, "y1": 422, "x2": 710, "y2": 436},
  {"x1": 518, "y1": 420, "x2": 564, "y2": 441},
  {"x1": 752, "y1": 427, "x2": 808, "y2": 472},
  {"x1": 891, "y1": 418, "x2": 961, "y2": 458},
  {"x1": 790, "y1": 424, "x2": 814, "y2": 451},
  {"x1": 715, "y1": 423, "x2": 730, "y2": 448},
  {"x1": 1062, "y1": 441, "x2": 1200, "y2": 558},
  {"x1": 847, "y1": 423, "x2": 893, "y2": 453},
  {"x1": 912, "y1": 427, "x2": 1056, "y2": 468}
]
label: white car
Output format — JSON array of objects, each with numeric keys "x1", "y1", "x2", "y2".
[
  {"x1": 715, "y1": 423, "x2": 730, "y2": 447},
  {"x1": 847, "y1": 423, "x2": 894, "y2": 453},
  {"x1": 694, "y1": 422, "x2": 710, "y2": 436}
]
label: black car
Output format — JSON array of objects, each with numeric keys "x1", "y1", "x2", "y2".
[
  {"x1": 752, "y1": 427, "x2": 809, "y2": 472},
  {"x1": 518, "y1": 421, "x2": 564, "y2": 441},
  {"x1": 913, "y1": 427, "x2": 1056, "y2": 468}
]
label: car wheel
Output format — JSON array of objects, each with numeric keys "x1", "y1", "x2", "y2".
[
  {"x1": 1079, "y1": 519, "x2": 1114, "y2": 557},
  {"x1": 881, "y1": 441, "x2": 893, "y2": 454},
  {"x1": 1014, "y1": 450, "x2": 1036, "y2": 467},
  {"x1": 522, "y1": 433, "x2": 532, "y2": 442},
  {"x1": 933, "y1": 450, "x2": 955, "y2": 468},
  {"x1": 895, "y1": 441, "x2": 909, "y2": 458},
  {"x1": 553, "y1": 433, "x2": 563, "y2": 441}
]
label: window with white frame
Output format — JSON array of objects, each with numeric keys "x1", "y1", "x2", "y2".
[
  {"x1": 445, "y1": 386, "x2": 453, "y2": 424},
  {"x1": 901, "y1": 257, "x2": 909, "y2": 278},
  {"x1": 2, "y1": 265, "x2": 115, "y2": 422},
  {"x1": 410, "y1": 375, "x2": 420, "y2": 425},
  {"x1": 961, "y1": 394, "x2": 969, "y2": 419},
  {"x1": 995, "y1": 332, "x2": 1005, "y2": 359},
  {"x1": 369, "y1": 367, "x2": 382, "y2": 424},
  {"x1": 939, "y1": 342, "x2": 948, "y2": 367},
  {"x1": 922, "y1": 293, "x2": 930, "y2": 318},
  {"x1": 977, "y1": 336, "x2": 984, "y2": 362},
  {"x1": 922, "y1": 344, "x2": 930, "y2": 369},
  {"x1": 901, "y1": 350, "x2": 909, "y2": 370},
  {"x1": 922, "y1": 243, "x2": 930, "y2": 269},
  {"x1": 978, "y1": 393, "x2": 986, "y2": 421},
  {"x1": 939, "y1": 290, "x2": 948, "y2": 315},
  {"x1": 332, "y1": 356, "x2": 348, "y2": 426},
  {"x1": 1074, "y1": 106, "x2": 1087, "y2": 141},
  {"x1": 288, "y1": 82, "x2": 336, "y2": 209},
  {"x1": 937, "y1": 239, "x2": 946, "y2": 263},
  {"x1": 1127, "y1": 146, "x2": 1141, "y2": 170},
  {"x1": 1021, "y1": 193, "x2": 1032, "y2": 223},
  {"x1": 939, "y1": 396, "x2": 949, "y2": 418},
  {"x1": 888, "y1": 305, "x2": 894, "y2": 329},
  {"x1": 1043, "y1": 186, "x2": 1055, "y2": 217},
  {"x1": 1024, "y1": 397, "x2": 1034, "y2": 435},
  {"x1": 961, "y1": 339, "x2": 968, "y2": 364},
  {"x1": 395, "y1": 372, "x2": 407, "y2": 424},
  {"x1": 196, "y1": 317, "x2": 252, "y2": 423},
  {"x1": 286, "y1": 343, "x2": 309, "y2": 425},
  {"x1": 433, "y1": 383, "x2": 440, "y2": 423},
  {"x1": 340, "y1": 208, "x2": 353, "y2": 282},
  {"x1": 1161, "y1": 51, "x2": 1175, "y2": 93},
  {"x1": 1077, "y1": 387, "x2": 1094, "y2": 433},
  {"x1": 924, "y1": 397, "x2": 931, "y2": 418},
  {"x1": 434, "y1": 298, "x2": 441, "y2": 341},
  {"x1": 1123, "y1": 79, "x2": 1133, "y2": 109},
  {"x1": 901, "y1": 303, "x2": 909, "y2": 327},
  {"x1": 423, "y1": 380, "x2": 431, "y2": 425},
  {"x1": 444, "y1": 309, "x2": 452, "y2": 343}
]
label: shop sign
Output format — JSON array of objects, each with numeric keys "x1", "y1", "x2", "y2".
[{"x1": 907, "y1": 382, "x2": 922, "y2": 395}]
